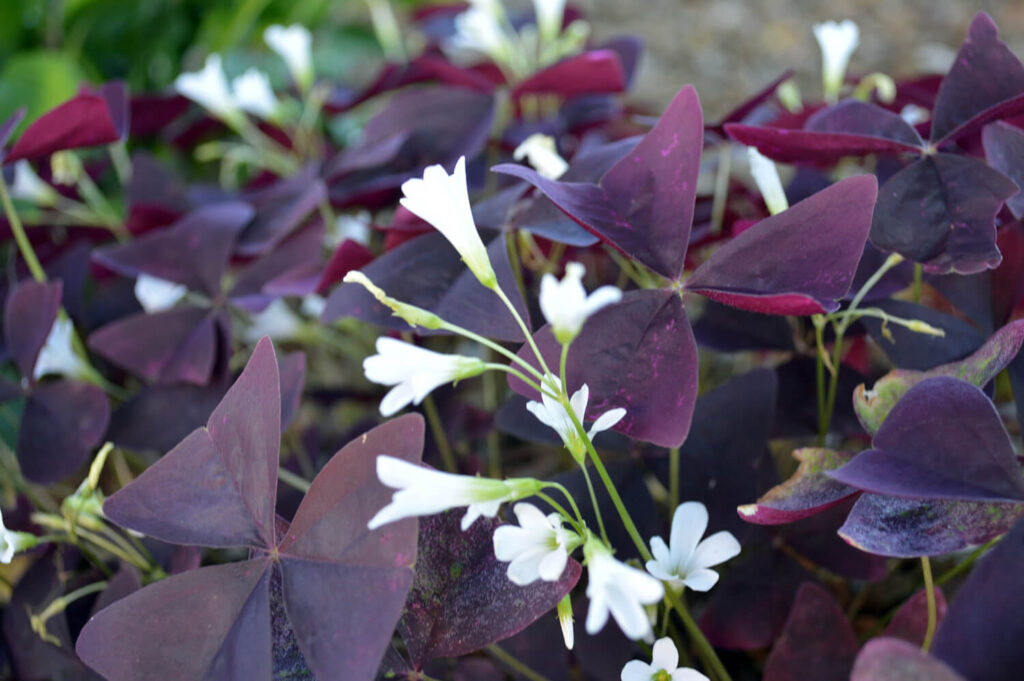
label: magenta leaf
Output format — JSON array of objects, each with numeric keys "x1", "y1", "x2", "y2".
[
  {"x1": 738, "y1": 448, "x2": 857, "y2": 525},
  {"x1": 806, "y1": 99, "x2": 925, "y2": 147},
  {"x1": 493, "y1": 86, "x2": 703, "y2": 280},
  {"x1": 511, "y1": 50, "x2": 625, "y2": 99},
  {"x1": 932, "y1": 516, "x2": 1024, "y2": 680},
  {"x1": 511, "y1": 289, "x2": 699, "y2": 448},
  {"x1": 930, "y1": 12, "x2": 1024, "y2": 146},
  {"x1": 982, "y1": 121, "x2": 1024, "y2": 219},
  {"x1": 5, "y1": 93, "x2": 121, "y2": 163},
  {"x1": 399, "y1": 509, "x2": 581, "y2": 668},
  {"x1": 830, "y1": 377, "x2": 1024, "y2": 502},
  {"x1": 869, "y1": 154, "x2": 1017, "y2": 274},
  {"x1": 852, "y1": 638, "x2": 967, "y2": 681},
  {"x1": 322, "y1": 232, "x2": 529, "y2": 342},
  {"x1": 19, "y1": 381, "x2": 110, "y2": 484},
  {"x1": 762, "y1": 583, "x2": 858, "y2": 681},
  {"x1": 885, "y1": 587, "x2": 947, "y2": 647},
  {"x1": 4, "y1": 279, "x2": 62, "y2": 378},
  {"x1": 838, "y1": 493, "x2": 1024, "y2": 557},
  {"x1": 685, "y1": 175, "x2": 878, "y2": 314},
  {"x1": 725, "y1": 119, "x2": 922, "y2": 164}
]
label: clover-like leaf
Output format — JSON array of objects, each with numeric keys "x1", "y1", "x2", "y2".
[
  {"x1": 852, "y1": 638, "x2": 967, "y2": 681},
  {"x1": 494, "y1": 86, "x2": 703, "y2": 280},
  {"x1": 4, "y1": 90, "x2": 123, "y2": 163},
  {"x1": 685, "y1": 175, "x2": 877, "y2": 314},
  {"x1": 738, "y1": 448, "x2": 857, "y2": 525},
  {"x1": 885, "y1": 587, "x2": 947, "y2": 647},
  {"x1": 982, "y1": 121, "x2": 1024, "y2": 219},
  {"x1": 399, "y1": 509, "x2": 581, "y2": 669},
  {"x1": 762, "y1": 583, "x2": 858, "y2": 681},
  {"x1": 511, "y1": 50, "x2": 625, "y2": 99}
]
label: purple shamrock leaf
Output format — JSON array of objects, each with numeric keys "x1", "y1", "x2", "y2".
[
  {"x1": 399, "y1": 509, "x2": 581, "y2": 669},
  {"x1": 738, "y1": 448, "x2": 857, "y2": 525},
  {"x1": 982, "y1": 121, "x2": 1024, "y2": 219},
  {"x1": 852, "y1": 638, "x2": 967, "y2": 681},
  {"x1": 237, "y1": 167, "x2": 327, "y2": 256},
  {"x1": 4, "y1": 91, "x2": 123, "y2": 163},
  {"x1": 511, "y1": 49, "x2": 625, "y2": 99},
  {"x1": 685, "y1": 174, "x2": 878, "y2": 314},
  {"x1": 885, "y1": 587, "x2": 947, "y2": 647},
  {"x1": 762, "y1": 583, "x2": 858, "y2": 681},
  {"x1": 829, "y1": 376, "x2": 1024, "y2": 503},
  {"x1": 494, "y1": 85, "x2": 703, "y2": 280}
]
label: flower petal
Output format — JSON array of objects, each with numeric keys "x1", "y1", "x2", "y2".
[
  {"x1": 681, "y1": 568, "x2": 720, "y2": 592},
  {"x1": 589, "y1": 408, "x2": 627, "y2": 437},
  {"x1": 669, "y1": 501, "x2": 709, "y2": 568},
  {"x1": 621, "y1": 660, "x2": 655, "y2": 681},
  {"x1": 537, "y1": 546, "x2": 569, "y2": 581},
  {"x1": 651, "y1": 637, "x2": 680, "y2": 672},
  {"x1": 691, "y1": 531, "x2": 741, "y2": 570}
]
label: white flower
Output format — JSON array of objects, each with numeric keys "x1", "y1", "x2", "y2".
[
  {"x1": 539, "y1": 262, "x2": 622, "y2": 344},
  {"x1": 532, "y1": 0, "x2": 567, "y2": 44},
  {"x1": 621, "y1": 637, "x2": 710, "y2": 681},
  {"x1": 134, "y1": 274, "x2": 188, "y2": 314},
  {"x1": 363, "y1": 337, "x2": 487, "y2": 416},
  {"x1": 367, "y1": 455, "x2": 539, "y2": 531},
  {"x1": 343, "y1": 271, "x2": 443, "y2": 331},
  {"x1": 813, "y1": 20, "x2": 859, "y2": 103},
  {"x1": 265, "y1": 24, "x2": 314, "y2": 91},
  {"x1": 174, "y1": 54, "x2": 239, "y2": 121},
  {"x1": 9, "y1": 161, "x2": 58, "y2": 206},
  {"x1": 493, "y1": 502, "x2": 580, "y2": 585},
  {"x1": 900, "y1": 104, "x2": 930, "y2": 126},
  {"x1": 400, "y1": 157, "x2": 497, "y2": 289},
  {"x1": 33, "y1": 317, "x2": 88, "y2": 381},
  {"x1": 231, "y1": 68, "x2": 280, "y2": 119},
  {"x1": 584, "y1": 538, "x2": 665, "y2": 640},
  {"x1": 448, "y1": 2, "x2": 513, "y2": 67},
  {"x1": 513, "y1": 133, "x2": 569, "y2": 180},
  {"x1": 746, "y1": 147, "x2": 788, "y2": 216},
  {"x1": 645, "y1": 502, "x2": 741, "y2": 593},
  {"x1": 300, "y1": 294, "x2": 326, "y2": 318},
  {"x1": 526, "y1": 379, "x2": 625, "y2": 463},
  {"x1": 242, "y1": 299, "x2": 302, "y2": 343},
  {"x1": 557, "y1": 594, "x2": 574, "y2": 650},
  {"x1": 1, "y1": 509, "x2": 38, "y2": 564}
]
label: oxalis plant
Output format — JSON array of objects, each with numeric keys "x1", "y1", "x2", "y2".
[{"x1": 2, "y1": 0, "x2": 1024, "y2": 680}]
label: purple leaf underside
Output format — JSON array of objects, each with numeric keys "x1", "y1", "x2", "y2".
[{"x1": 738, "y1": 448, "x2": 857, "y2": 525}]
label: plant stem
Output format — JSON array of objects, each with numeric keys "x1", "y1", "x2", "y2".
[
  {"x1": 422, "y1": 394, "x2": 457, "y2": 472},
  {"x1": 913, "y1": 263, "x2": 923, "y2": 303},
  {"x1": 669, "y1": 446, "x2": 680, "y2": 512},
  {"x1": 921, "y1": 556, "x2": 936, "y2": 651},
  {"x1": 935, "y1": 536, "x2": 1000, "y2": 585},
  {"x1": 493, "y1": 283, "x2": 552, "y2": 377},
  {"x1": 580, "y1": 465, "x2": 609, "y2": 544},
  {"x1": 0, "y1": 174, "x2": 47, "y2": 282},
  {"x1": 666, "y1": 589, "x2": 733, "y2": 681},
  {"x1": 278, "y1": 467, "x2": 312, "y2": 493},
  {"x1": 442, "y1": 321, "x2": 547, "y2": 383},
  {"x1": 485, "y1": 644, "x2": 552, "y2": 681},
  {"x1": 543, "y1": 481, "x2": 586, "y2": 530}
]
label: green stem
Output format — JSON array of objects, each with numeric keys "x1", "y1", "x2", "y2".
[
  {"x1": 543, "y1": 481, "x2": 586, "y2": 530},
  {"x1": 536, "y1": 491, "x2": 583, "y2": 535},
  {"x1": 483, "y1": 363, "x2": 554, "y2": 398},
  {"x1": 669, "y1": 446, "x2": 680, "y2": 512},
  {"x1": 442, "y1": 321, "x2": 547, "y2": 383},
  {"x1": 921, "y1": 557, "x2": 936, "y2": 652},
  {"x1": 422, "y1": 394, "x2": 457, "y2": 472},
  {"x1": 580, "y1": 465, "x2": 609, "y2": 544},
  {"x1": 482, "y1": 369, "x2": 502, "y2": 478},
  {"x1": 493, "y1": 283, "x2": 552, "y2": 377},
  {"x1": 913, "y1": 263, "x2": 923, "y2": 304},
  {"x1": 278, "y1": 467, "x2": 312, "y2": 493},
  {"x1": 666, "y1": 589, "x2": 733, "y2": 681},
  {"x1": 936, "y1": 537, "x2": 1000, "y2": 585},
  {"x1": 485, "y1": 644, "x2": 552, "y2": 681},
  {"x1": 0, "y1": 174, "x2": 46, "y2": 282},
  {"x1": 814, "y1": 317, "x2": 828, "y2": 446}
]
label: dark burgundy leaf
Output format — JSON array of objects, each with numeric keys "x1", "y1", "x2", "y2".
[
  {"x1": 861, "y1": 299, "x2": 986, "y2": 370},
  {"x1": 852, "y1": 638, "x2": 967, "y2": 681},
  {"x1": 278, "y1": 351, "x2": 305, "y2": 430},
  {"x1": 511, "y1": 50, "x2": 625, "y2": 99},
  {"x1": 869, "y1": 154, "x2": 1017, "y2": 274},
  {"x1": 313, "y1": 239, "x2": 376, "y2": 295},
  {"x1": 91, "y1": 565, "x2": 142, "y2": 615},
  {"x1": 238, "y1": 169, "x2": 327, "y2": 256},
  {"x1": 599, "y1": 36, "x2": 644, "y2": 89},
  {"x1": 230, "y1": 223, "x2": 324, "y2": 310},
  {"x1": 4, "y1": 279, "x2": 62, "y2": 378},
  {"x1": 19, "y1": 381, "x2": 109, "y2": 484},
  {"x1": 829, "y1": 377, "x2": 1024, "y2": 502},
  {"x1": 76, "y1": 559, "x2": 274, "y2": 681},
  {"x1": 5, "y1": 93, "x2": 120, "y2": 163},
  {"x1": 323, "y1": 232, "x2": 529, "y2": 342},
  {"x1": 982, "y1": 121, "x2": 1024, "y2": 219},
  {"x1": 839, "y1": 493, "x2": 1024, "y2": 557},
  {"x1": 807, "y1": 100, "x2": 925, "y2": 146},
  {"x1": 277, "y1": 415, "x2": 424, "y2": 681},
  {"x1": 511, "y1": 289, "x2": 699, "y2": 448},
  {"x1": 885, "y1": 587, "x2": 947, "y2": 647},
  {"x1": 929, "y1": 269, "x2": 995, "y2": 332},
  {"x1": 103, "y1": 338, "x2": 280, "y2": 548},
  {"x1": 724, "y1": 122, "x2": 922, "y2": 164},
  {"x1": 94, "y1": 202, "x2": 253, "y2": 296},
  {"x1": 930, "y1": 12, "x2": 1024, "y2": 146},
  {"x1": 711, "y1": 69, "x2": 794, "y2": 131},
  {"x1": 492, "y1": 615, "x2": 570, "y2": 681},
  {"x1": 691, "y1": 300, "x2": 795, "y2": 352},
  {"x1": 400, "y1": 510, "x2": 581, "y2": 668},
  {"x1": 686, "y1": 175, "x2": 877, "y2": 314},
  {"x1": 932, "y1": 516, "x2": 1024, "y2": 681},
  {"x1": 128, "y1": 94, "x2": 190, "y2": 138},
  {"x1": 762, "y1": 583, "x2": 858, "y2": 681},
  {"x1": 773, "y1": 356, "x2": 865, "y2": 438},
  {"x1": 738, "y1": 448, "x2": 857, "y2": 525},
  {"x1": 93, "y1": 81, "x2": 129, "y2": 139},
  {"x1": 89, "y1": 307, "x2": 220, "y2": 386},
  {"x1": 780, "y1": 499, "x2": 887, "y2": 581},
  {"x1": 494, "y1": 86, "x2": 703, "y2": 280}
]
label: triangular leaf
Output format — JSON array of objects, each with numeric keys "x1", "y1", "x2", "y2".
[
  {"x1": 5, "y1": 93, "x2": 120, "y2": 163},
  {"x1": 4, "y1": 279, "x2": 62, "y2": 379},
  {"x1": 19, "y1": 380, "x2": 110, "y2": 484},
  {"x1": 852, "y1": 638, "x2": 967, "y2": 681},
  {"x1": 738, "y1": 448, "x2": 857, "y2": 525},
  {"x1": 982, "y1": 121, "x2": 1024, "y2": 219},
  {"x1": 762, "y1": 583, "x2": 858, "y2": 681}
]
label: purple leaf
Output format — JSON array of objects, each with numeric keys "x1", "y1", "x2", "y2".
[
  {"x1": 89, "y1": 307, "x2": 221, "y2": 386},
  {"x1": 725, "y1": 120, "x2": 922, "y2": 164},
  {"x1": 932, "y1": 516, "x2": 1024, "y2": 681},
  {"x1": 276, "y1": 415, "x2": 424, "y2": 681},
  {"x1": 830, "y1": 377, "x2": 1024, "y2": 502},
  {"x1": 493, "y1": 86, "x2": 703, "y2": 280},
  {"x1": 860, "y1": 299, "x2": 986, "y2": 370},
  {"x1": 5, "y1": 93, "x2": 121, "y2": 163},
  {"x1": 238, "y1": 168, "x2": 327, "y2": 256},
  {"x1": 19, "y1": 381, "x2": 110, "y2": 484},
  {"x1": 839, "y1": 493, "x2": 1024, "y2": 557},
  {"x1": 511, "y1": 289, "x2": 699, "y2": 448},
  {"x1": 103, "y1": 338, "x2": 280, "y2": 547},
  {"x1": 94, "y1": 202, "x2": 253, "y2": 296},
  {"x1": 230, "y1": 223, "x2": 324, "y2": 310},
  {"x1": 762, "y1": 583, "x2": 858, "y2": 681},
  {"x1": 738, "y1": 448, "x2": 857, "y2": 525},
  {"x1": 400, "y1": 509, "x2": 581, "y2": 668},
  {"x1": 930, "y1": 12, "x2": 1024, "y2": 146},
  {"x1": 885, "y1": 587, "x2": 947, "y2": 647},
  {"x1": 982, "y1": 121, "x2": 1024, "y2": 219},
  {"x1": 511, "y1": 50, "x2": 625, "y2": 99},
  {"x1": 869, "y1": 154, "x2": 1018, "y2": 274},
  {"x1": 710, "y1": 69, "x2": 794, "y2": 132},
  {"x1": 4, "y1": 279, "x2": 62, "y2": 378},
  {"x1": 322, "y1": 232, "x2": 529, "y2": 342},
  {"x1": 76, "y1": 559, "x2": 274, "y2": 681},
  {"x1": 854, "y1": 318, "x2": 1024, "y2": 435},
  {"x1": 685, "y1": 175, "x2": 877, "y2": 314},
  {"x1": 807, "y1": 99, "x2": 925, "y2": 146},
  {"x1": 851, "y1": 638, "x2": 967, "y2": 681},
  {"x1": 94, "y1": 81, "x2": 129, "y2": 139},
  {"x1": 691, "y1": 300, "x2": 795, "y2": 352},
  {"x1": 780, "y1": 499, "x2": 887, "y2": 581}
]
